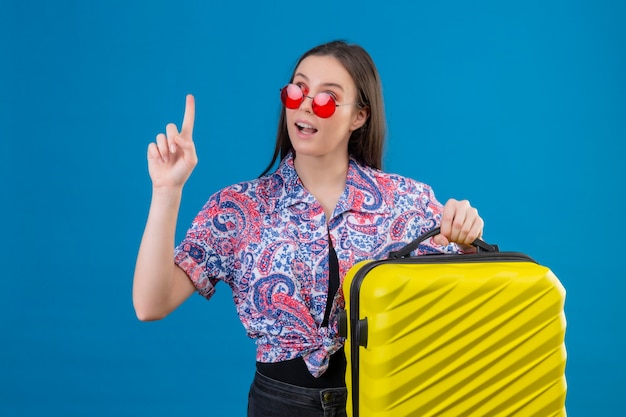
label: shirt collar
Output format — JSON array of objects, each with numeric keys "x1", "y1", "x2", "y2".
[{"x1": 271, "y1": 152, "x2": 390, "y2": 216}]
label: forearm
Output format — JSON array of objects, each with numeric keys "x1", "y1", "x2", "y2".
[{"x1": 133, "y1": 186, "x2": 184, "y2": 319}]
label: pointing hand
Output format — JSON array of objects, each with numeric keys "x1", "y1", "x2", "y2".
[{"x1": 147, "y1": 94, "x2": 198, "y2": 189}]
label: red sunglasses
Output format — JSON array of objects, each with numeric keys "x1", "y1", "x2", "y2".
[{"x1": 280, "y1": 83, "x2": 359, "y2": 118}]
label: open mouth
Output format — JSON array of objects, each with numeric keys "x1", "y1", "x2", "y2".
[{"x1": 296, "y1": 121, "x2": 318, "y2": 135}]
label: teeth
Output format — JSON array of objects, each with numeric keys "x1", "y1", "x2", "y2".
[{"x1": 296, "y1": 122, "x2": 314, "y2": 129}]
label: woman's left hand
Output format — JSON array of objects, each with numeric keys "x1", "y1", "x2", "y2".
[{"x1": 432, "y1": 199, "x2": 484, "y2": 252}]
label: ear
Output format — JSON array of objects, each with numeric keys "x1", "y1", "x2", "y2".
[{"x1": 350, "y1": 107, "x2": 370, "y2": 132}]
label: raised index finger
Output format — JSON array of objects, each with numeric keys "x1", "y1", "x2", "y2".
[{"x1": 181, "y1": 94, "x2": 195, "y2": 137}]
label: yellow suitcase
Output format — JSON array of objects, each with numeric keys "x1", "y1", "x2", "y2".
[{"x1": 340, "y1": 228, "x2": 567, "y2": 417}]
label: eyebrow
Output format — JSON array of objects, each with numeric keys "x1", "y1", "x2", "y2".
[{"x1": 293, "y1": 72, "x2": 345, "y2": 92}]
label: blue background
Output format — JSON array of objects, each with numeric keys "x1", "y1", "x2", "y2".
[{"x1": 1, "y1": 0, "x2": 624, "y2": 415}]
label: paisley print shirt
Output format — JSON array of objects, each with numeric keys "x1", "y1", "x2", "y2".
[{"x1": 174, "y1": 152, "x2": 457, "y2": 377}]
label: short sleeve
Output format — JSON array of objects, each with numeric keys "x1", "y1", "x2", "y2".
[
  {"x1": 174, "y1": 191, "x2": 239, "y2": 300},
  {"x1": 392, "y1": 177, "x2": 461, "y2": 256}
]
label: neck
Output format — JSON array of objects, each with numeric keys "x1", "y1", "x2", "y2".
[{"x1": 293, "y1": 153, "x2": 349, "y2": 191}]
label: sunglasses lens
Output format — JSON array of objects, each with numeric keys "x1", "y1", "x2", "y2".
[
  {"x1": 281, "y1": 84, "x2": 303, "y2": 109},
  {"x1": 312, "y1": 93, "x2": 336, "y2": 118}
]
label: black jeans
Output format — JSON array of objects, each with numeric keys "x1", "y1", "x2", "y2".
[{"x1": 247, "y1": 371, "x2": 347, "y2": 417}]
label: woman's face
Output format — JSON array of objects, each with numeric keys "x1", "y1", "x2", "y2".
[{"x1": 285, "y1": 55, "x2": 368, "y2": 162}]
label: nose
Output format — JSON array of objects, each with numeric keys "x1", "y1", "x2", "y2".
[{"x1": 299, "y1": 94, "x2": 314, "y2": 114}]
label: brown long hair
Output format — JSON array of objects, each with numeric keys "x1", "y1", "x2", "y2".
[{"x1": 259, "y1": 40, "x2": 386, "y2": 177}]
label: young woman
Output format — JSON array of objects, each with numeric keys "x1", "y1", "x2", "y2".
[{"x1": 133, "y1": 40, "x2": 484, "y2": 417}]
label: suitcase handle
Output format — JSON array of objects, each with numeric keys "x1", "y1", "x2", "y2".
[{"x1": 389, "y1": 226, "x2": 498, "y2": 259}]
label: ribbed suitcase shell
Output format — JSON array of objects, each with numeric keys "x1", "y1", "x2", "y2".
[{"x1": 343, "y1": 252, "x2": 567, "y2": 417}]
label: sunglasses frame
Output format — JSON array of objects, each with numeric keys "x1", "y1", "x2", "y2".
[{"x1": 280, "y1": 83, "x2": 360, "y2": 118}]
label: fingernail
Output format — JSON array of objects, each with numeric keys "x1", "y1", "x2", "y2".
[{"x1": 170, "y1": 144, "x2": 176, "y2": 153}]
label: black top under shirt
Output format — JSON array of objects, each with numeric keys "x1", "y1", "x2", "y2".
[{"x1": 256, "y1": 233, "x2": 346, "y2": 388}]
